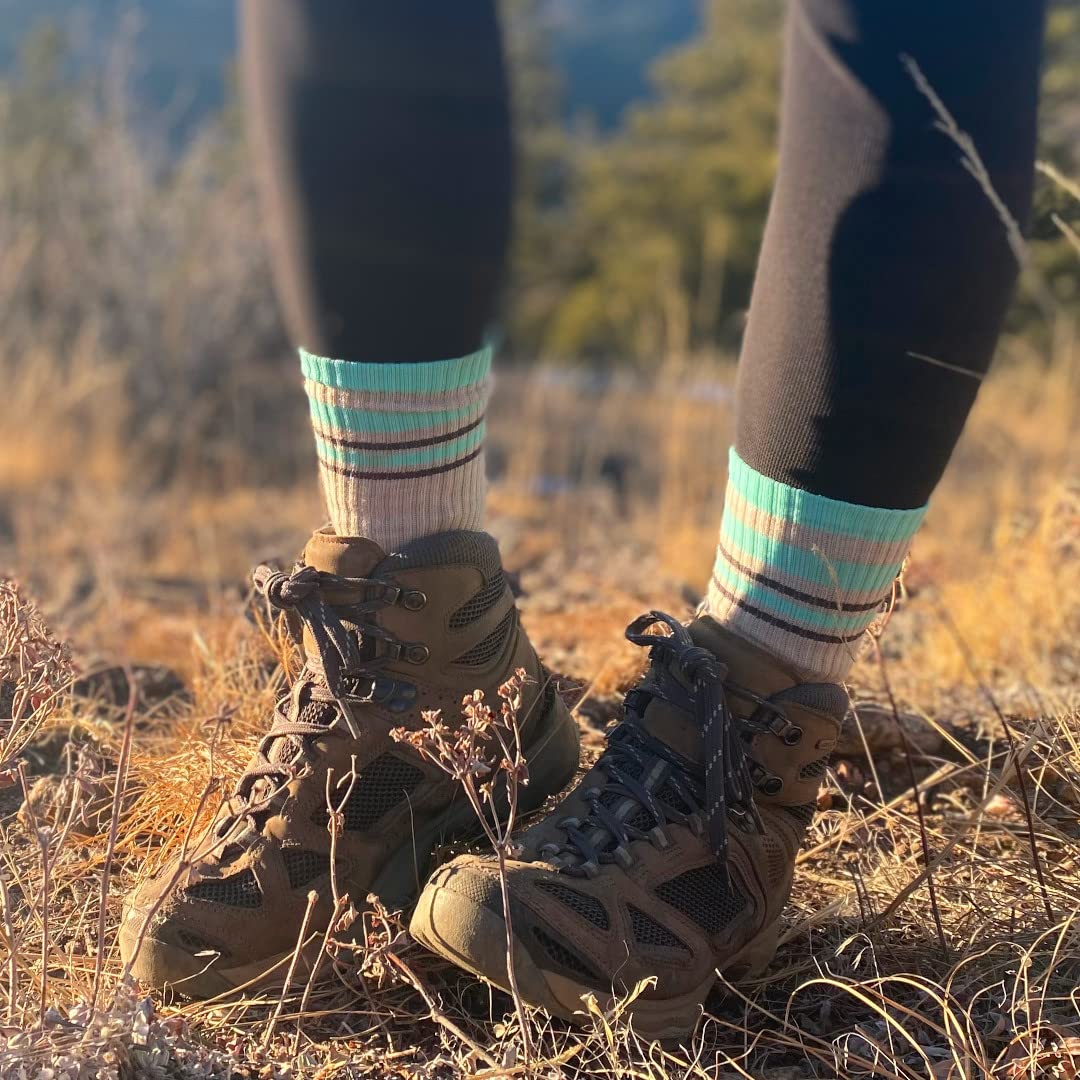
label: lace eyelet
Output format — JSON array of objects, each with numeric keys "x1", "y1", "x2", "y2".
[
  {"x1": 405, "y1": 644, "x2": 430, "y2": 664},
  {"x1": 761, "y1": 776, "x2": 784, "y2": 796},
  {"x1": 783, "y1": 726, "x2": 803, "y2": 746},
  {"x1": 402, "y1": 590, "x2": 427, "y2": 611}
]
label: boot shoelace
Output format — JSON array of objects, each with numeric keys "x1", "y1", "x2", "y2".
[
  {"x1": 229, "y1": 563, "x2": 405, "y2": 820},
  {"x1": 542, "y1": 611, "x2": 779, "y2": 879}
]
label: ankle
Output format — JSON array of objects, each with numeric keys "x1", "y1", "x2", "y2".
[
  {"x1": 301, "y1": 344, "x2": 492, "y2": 550},
  {"x1": 703, "y1": 448, "x2": 926, "y2": 682}
]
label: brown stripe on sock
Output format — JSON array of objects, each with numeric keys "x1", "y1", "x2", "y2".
[
  {"x1": 314, "y1": 412, "x2": 485, "y2": 452},
  {"x1": 716, "y1": 541, "x2": 887, "y2": 613},
  {"x1": 321, "y1": 443, "x2": 483, "y2": 481},
  {"x1": 709, "y1": 574, "x2": 865, "y2": 645}
]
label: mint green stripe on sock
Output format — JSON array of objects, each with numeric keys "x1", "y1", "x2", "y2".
[
  {"x1": 727, "y1": 448, "x2": 926, "y2": 543},
  {"x1": 719, "y1": 514, "x2": 909, "y2": 597},
  {"x1": 300, "y1": 344, "x2": 492, "y2": 393}
]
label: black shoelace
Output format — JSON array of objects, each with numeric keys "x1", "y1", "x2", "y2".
[
  {"x1": 542, "y1": 611, "x2": 772, "y2": 879},
  {"x1": 229, "y1": 563, "x2": 405, "y2": 817}
]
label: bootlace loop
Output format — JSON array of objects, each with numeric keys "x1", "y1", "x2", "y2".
[
  {"x1": 625, "y1": 611, "x2": 761, "y2": 864},
  {"x1": 253, "y1": 564, "x2": 369, "y2": 693},
  {"x1": 547, "y1": 610, "x2": 762, "y2": 878},
  {"x1": 228, "y1": 563, "x2": 404, "y2": 825}
]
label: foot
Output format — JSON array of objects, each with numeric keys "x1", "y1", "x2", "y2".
[
  {"x1": 410, "y1": 611, "x2": 846, "y2": 1039},
  {"x1": 119, "y1": 528, "x2": 580, "y2": 998}
]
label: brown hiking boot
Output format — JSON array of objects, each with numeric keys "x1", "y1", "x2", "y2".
[
  {"x1": 410, "y1": 611, "x2": 847, "y2": 1039},
  {"x1": 118, "y1": 528, "x2": 580, "y2": 998}
]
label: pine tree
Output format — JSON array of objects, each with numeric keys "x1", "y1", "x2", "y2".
[{"x1": 546, "y1": 0, "x2": 783, "y2": 359}]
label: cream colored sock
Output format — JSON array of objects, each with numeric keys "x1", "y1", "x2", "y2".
[
  {"x1": 301, "y1": 345, "x2": 491, "y2": 550},
  {"x1": 703, "y1": 448, "x2": 927, "y2": 681}
]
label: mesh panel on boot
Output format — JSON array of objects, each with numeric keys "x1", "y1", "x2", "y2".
[
  {"x1": 597, "y1": 789, "x2": 653, "y2": 833},
  {"x1": 628, "y1": 905, "x2": 690, "y2": 952},
  {"x1": 269, "y1": 699, "x2": 335, "y2": 766},
  {"x1": 449, "y1": 571, "x2": 506, "y2": 628},
  {"x1": 799, "y1": 757, "x2": 829, "y2": 781},
  {"x1": 376, "y1": 531, "x2": 502, "y2": 579},
  {"x1": 450, "y1": 872, "x2": 502, "y2": 911},
  {"x1": 761, "y1": 833, "x2": 793, "y2": 887},
  {"x1": 655, "y1": 777, "x2": 696, "y2": 815},
  {"x1": 532, "y1": 927, "x2": 601, "y2": 982},
  {"x1": 184, "y1": 869, "x2": 261, "y2": 908},
  {"x1": 536, "y1": 882, "x2": 610, "y2": 929},
  {"x1": 311, "y1": 754, "x2": 425, "y2": 832},
  {"x1": 453, "y1": 611, "x2": 514, "y2": 667},
  {"x1": 282, "y1": 849, "x2": 331, "y2": 889},
  {"x1": 785, "y1": 803, "x2": 816, "y2": 828},
  {"x1": 655, "y1": 864, "x2": 746, "y2": 935},
  {"x1": 624, "y1": 806, "x2": 655, "y2": 831},
  {"x1": 773, "y1": 681, "x2": 851, "y2": 718}
]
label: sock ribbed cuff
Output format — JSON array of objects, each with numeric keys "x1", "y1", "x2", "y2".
[
  {"x1": 703, "y1": 448, "x2": 927, "y2": 681},
  {"x1": 301, "y1": 345, "x2": 492, "y2": 550}
]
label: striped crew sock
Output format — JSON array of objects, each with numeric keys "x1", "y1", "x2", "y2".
[
  {"x1": 301, "y1": 345, "x2": 491, "y2": 551},
  {"x1": 703, "y1": 448, "x2": 927, "y2": 681}
]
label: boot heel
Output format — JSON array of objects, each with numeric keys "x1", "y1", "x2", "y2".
[
  {"x1": 721, "y1": 917, "x2": 781, "y2": 980},
  {"x1": 518, "y1": 688, "x2": 580, "y2": 814}
]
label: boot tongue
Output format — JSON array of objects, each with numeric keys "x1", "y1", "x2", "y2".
[
  {"x1": 294, "y1": 529, "x2": 388, "y2": 679},
  {"x1": 637, "y1": 615, "x2": 803, "y2": 763},
  {"x1": 303, "y1": 527, "x2": 386, "y2": 578}
]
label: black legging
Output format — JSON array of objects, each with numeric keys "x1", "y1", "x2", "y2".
[
  {"x1": 240, "y1": 1, "x2": 512, "y2": 364},
  {"x1": 240, "y1": 0, "x2": 1045, "y2": 510}
]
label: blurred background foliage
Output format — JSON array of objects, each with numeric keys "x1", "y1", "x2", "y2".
[{"x1": 0, "y1": 0, "x2": 1076, "y2": 484}]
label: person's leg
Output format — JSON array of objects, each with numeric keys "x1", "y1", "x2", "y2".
[
  {"x1": 411, "y1": 0, "x2": 1047, "y2": 1035},
  {"x1": 705, "y1": 0, "x2": 1046, "y2": 680},
  {"x1": 120, "y1": 1, "x2": 583, "y2": 996},
  {"x1": 242, "y1": 0, "x2": 513, "y2": 549}
]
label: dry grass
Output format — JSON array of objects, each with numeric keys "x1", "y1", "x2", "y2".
[
  {"x1": 0, "y1": 314, "x2": 1078, "y2": 1077},
  {"x1": 2, "y1": 23, "x2": 1079, "y2": 1075}
]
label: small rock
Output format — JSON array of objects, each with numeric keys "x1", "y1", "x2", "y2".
[
  {"x1": 984, "y1": 792, "x2": 1017, "y2": 818},
  {"x1": 838, "y1": 702, "x2": 942, "y2": 757}
]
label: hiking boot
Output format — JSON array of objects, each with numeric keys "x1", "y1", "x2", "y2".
[
  {"x1": 118, "y1": 528, "x2": 580, "y2": 998},
  {"x1": 410, "y1": 611, "x2": 847, "y2": 1039}
]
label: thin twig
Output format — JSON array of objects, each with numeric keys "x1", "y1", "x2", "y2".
[
  {"x1": 933, "y1": 605, "x2": 1054, "y2": 923},
  {"x1": 16, "y1": 762, "x2": 48, "y2": 1026},
  {"x1": 384, "y1": 949, "x2": 500, "y2": 1070},
  {"x1": 90, "y1": 662, "x2": 137, "y2": 1012},
  {"x1": 872, "y1": 639, "x2": 949, "y2": 960},
  {"x1": 902, "y1": 56, "x2": 1027, "y2": 268},
  {"x1": 262, "y1": 889, "x2": 318, "y2": 1051}
]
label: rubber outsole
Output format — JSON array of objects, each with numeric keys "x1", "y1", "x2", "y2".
[{"x1": 120, "y1": 688, "x2": 581, "y2": 999}]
